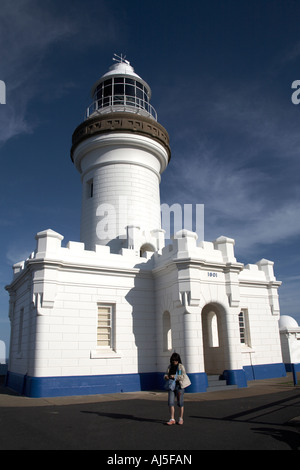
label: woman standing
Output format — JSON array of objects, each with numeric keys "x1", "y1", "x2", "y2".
[{"x1": 164, "y1": 353, "x2": 190, "y2": 425}]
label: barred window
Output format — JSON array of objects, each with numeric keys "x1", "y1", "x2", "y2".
[
  {"x1": 239, "y1": 310, "x2": 250, "y2": 347},
  {"x1": 97, "y1": 305, "x2": 114, "y2": 349}
]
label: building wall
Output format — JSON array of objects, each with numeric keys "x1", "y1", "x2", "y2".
[
  {"x1": 6, "y1": 230, "x2": 157, "y2": 395},
  {"x1": 154, "y1": 232, "x2": 284, "y2": 382},
  {"x1": 6, "y1": 229, "x2": 286, "y2": 397},
  {"x1": 280, "y1": 330, "x2": 300, "y2": 364}
]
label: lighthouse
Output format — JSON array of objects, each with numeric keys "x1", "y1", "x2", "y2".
[
  {"x1": 71, "y1": 54, "x2": 171, "y2": 254},
  {"x1": 5, "y1": 55, "x2": 287, "y2": 398}
]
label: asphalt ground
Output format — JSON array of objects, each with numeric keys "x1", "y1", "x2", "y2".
[{"x1": 0, "y1": 374, "x2": 299, "y2": 452}]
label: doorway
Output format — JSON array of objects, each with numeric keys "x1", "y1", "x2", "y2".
[{"x1": 201, "y1": 303, "x2": 230, "y2": 375}]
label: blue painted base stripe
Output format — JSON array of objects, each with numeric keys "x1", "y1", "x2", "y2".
[
  {"x1": 222, "y1": 369, "x2": 247, "y2": 388},
  {"x1": 157, "y1": 372, "x2": 208, "y2": 393},
  {"x1": 5, "y1": 363, "x2": 288, "y2": 398},
  {"x1": 6, "y1": 371, "x2": 209, "y2": 397},
  {"x1": 6, "y1": 371, "x2": 160, "y2": 398},
  {"x1": 243, "y1": 363, "x2": 286, "y2": 381},
  {"x1": 284, "y1": 363, "x2": 300, "y2": 385},
  {"x1": 185, "y1": 372, "x2": 208, "y2": 393},
  {"x1": 284, "y1": 363, "x2": 300, "y2": 373}
]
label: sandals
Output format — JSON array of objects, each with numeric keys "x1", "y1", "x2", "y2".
[
  {"x1": 166, "y1": 418, "x2": 184, "y2": 425},
  {"x1": 166, "y1": 419, "x2": 176, "y2": 425}
]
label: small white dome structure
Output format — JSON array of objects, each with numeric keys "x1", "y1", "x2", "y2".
[
  {"x1": 0, "y1": 340, "x2": 5, "y2": 364},
  {"x1": 279, "y1": 315, "x2": 300, "y2": 366},
  {"x1": 278, "y1": 315, "x2": 299, "y2": 330}
]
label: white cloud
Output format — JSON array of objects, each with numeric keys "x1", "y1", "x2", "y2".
[
  {"x1": 159, "y1": 63, "x2": 300, "y2": 259},
  {"x1": 0, "y1": 0, "x2": 73, "y2": 142},
  {"x1": 6, "y1": 247, "x2": 31, "y2": 266},
  {"x1": 0, "y1": 0, "x2": 118, "y2": 144},
  {"x1": 162, "y1": 135, "x2": 300, "y2": 257},
  {"x1": 278, "y1": 274, "x2": 300, "y2": 320}
]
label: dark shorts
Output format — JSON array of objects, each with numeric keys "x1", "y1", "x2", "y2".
[{"x1": 168, "y1": 384, "x2": 184, "y2": 407}]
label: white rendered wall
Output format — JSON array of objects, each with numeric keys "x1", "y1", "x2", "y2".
[
  {"x1": 154, "y1": 232, "x2": 283, "y2": 375},
  {"x1": 7, "y1": 230, "x2": 156, "y2": 379},
  {"x1": 7, "y1": 275, "x2": 37, "y2": 377},
  {"x1": 280, "y1": 330, "x2": 300, "y2": 364},
  {"x1": 7, "y1": 229, "x2": 284, "y2": 384},
  {"x1": 238, "y1": 262, "x2": 283, "y2": 368},
  {"x1": 73, "y1": 133, "x2": 169, "y2": 253}
]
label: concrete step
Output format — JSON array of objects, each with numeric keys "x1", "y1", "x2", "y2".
[{"x1": 206, "y1": 374, "x2": 238, "y2": 392}]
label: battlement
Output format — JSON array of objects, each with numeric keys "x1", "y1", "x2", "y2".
[
  {"x1": 10, "y1": 228, "x2": 279, "y2": 287},
  {"x1": 10, "y1": 229, "x2": 155, "y2": 281}
]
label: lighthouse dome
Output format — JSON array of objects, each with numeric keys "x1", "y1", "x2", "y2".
[
  {"x1": 278, "y1": 315, "x2": 299, "y2": 330},
  {"x1": 86, "y1": 55, "x2": 156, "y2": 120}
]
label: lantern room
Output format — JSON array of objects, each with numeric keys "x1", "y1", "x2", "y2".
[{"x1": 86, "y1": 54, "x2": 157, "y2": 120}]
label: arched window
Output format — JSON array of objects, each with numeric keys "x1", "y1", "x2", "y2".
[
  {"x1": 140, "y1": 243, "x2": 155, "y2": 257},
  {"x1": 207, "y1": 311, "x2": 219, "y2": 348},
  {"x1": 163, "y1": 311, "x2": 172, "y2": 351}
]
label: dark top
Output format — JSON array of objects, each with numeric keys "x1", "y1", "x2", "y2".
[{"x1": 169, "y1": 364, "x2": 178, "y2": 376}]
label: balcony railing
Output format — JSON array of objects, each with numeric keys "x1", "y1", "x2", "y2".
[{"x1": 86, "y1": 95, "x2": 157, "y2": 121}]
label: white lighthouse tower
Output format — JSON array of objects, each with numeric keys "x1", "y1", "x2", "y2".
[{"x1": 71, "y1": 54, "x2": 171, "y2": 254}]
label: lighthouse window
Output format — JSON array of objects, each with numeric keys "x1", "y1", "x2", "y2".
[
  {"x1": 163, "y1": 311, "x2": 172, "y2": 351},
  {"x1": 207, "y1": 311, "x2": 219, "y2": 348},
  {"x1": 87, "y1": 179, "x2": 93, "y2": 198},
  {"x1": 136, "y1": 87, "x2": 143, "y2": 99},
  {"x1": 96, "y1": 86, "x2": 103, "y2": 100},
  {"x1": 239, "y1": 310, "x2": 251, "y2": 347},
  {"x1": 104, "y1": 84, "x2": 112, "y2": 97},
  {"x1": 125, "y1": 84, "x2": 135, "y2": 96},
  {"x1": 97, "y1": 304, "x2": 114, "y2": 349},
  {"x1": 89, "y1": 76, "x2": 155, "y2": 118},
  {"x1": 114, "y1": 83, "x2": 124, "y2": 94}
]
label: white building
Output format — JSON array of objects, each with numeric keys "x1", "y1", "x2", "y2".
[
  {"x1": 0, "y1": 340, "x2": 5, "y2": 365},
  {"x1": 0, "y1": 340, "x2": 7, "y2": 376},
  {"x1": 5, "y1": 57, "x2": 287, "y2": 397},
  {"x1": 279, "y1": 316, "x2": 300, "y2": 365}
]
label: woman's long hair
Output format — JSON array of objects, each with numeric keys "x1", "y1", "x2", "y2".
[{"x1": 170, "y1": 352, "x2": 182, "y2": 364}]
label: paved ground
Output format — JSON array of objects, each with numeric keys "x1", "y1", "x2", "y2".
[{"x1": 0, "y1": 374, "x2": 299, "y2": 451}]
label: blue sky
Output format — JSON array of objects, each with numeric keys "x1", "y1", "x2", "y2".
[{"x1": 1, "y1": 0, "x2": 300, "y2": 350}]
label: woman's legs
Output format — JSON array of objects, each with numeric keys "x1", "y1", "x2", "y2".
[
  {"x1": 177, "y1": 389, "x2": 184, "y2": 423},
  {"x1": 167, "y1": 391, "x2": 176, "y2": 424},
  {"x1": 167, "y1": 388, "x2": 184, "y2": 424}
]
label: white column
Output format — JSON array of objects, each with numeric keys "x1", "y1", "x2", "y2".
[{"x1": 183, "y1": 310, "x2": 204, "y2": 373}]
